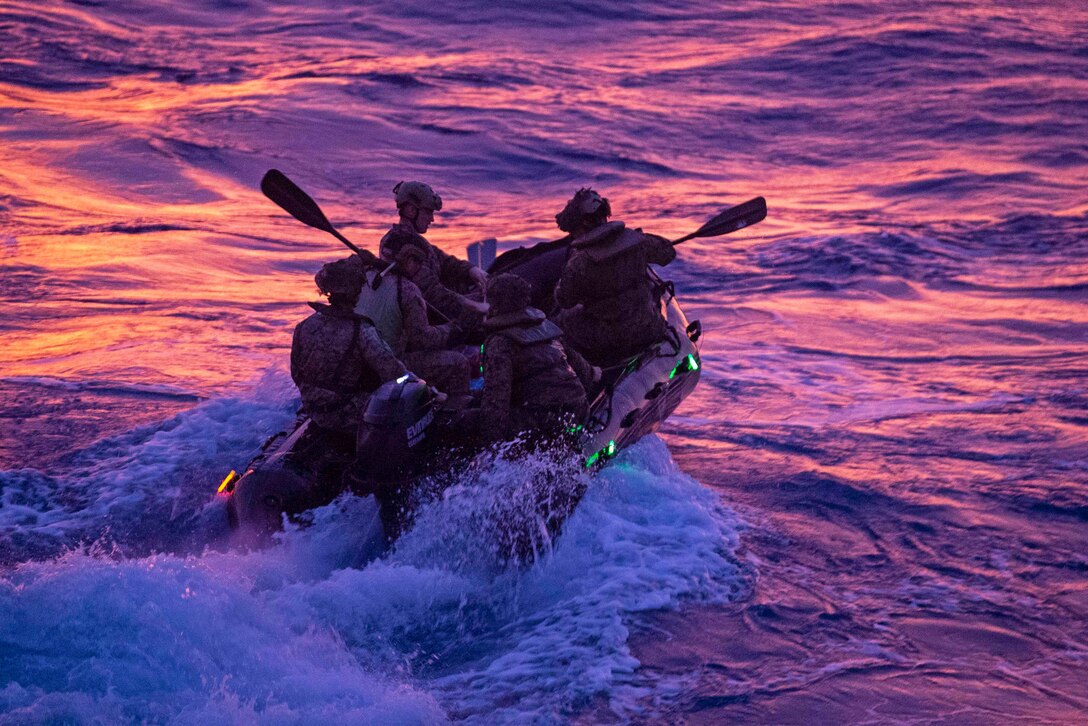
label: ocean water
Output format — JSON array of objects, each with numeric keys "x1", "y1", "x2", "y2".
[{"x1": 2, "y1": 0, "x2": 1087, "y2": 722}]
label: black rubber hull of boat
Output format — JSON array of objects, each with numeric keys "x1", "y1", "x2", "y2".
[{"x1": 222, "y1": 239, "x2": 702, "y2": 554}]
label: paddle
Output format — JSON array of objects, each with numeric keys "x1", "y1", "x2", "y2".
[
  {"x1": 467, "y1": 237, "x2": 497, "y2": 270},
  {"x1": 260, "y1": 169, "x2": 381, "y2": 268},
  {"x1": 262, "y1": 169, "x2": 460, "y2": 322},
  {"x1": 671, "y1": 196, "x2": 767, "y2": 246}
]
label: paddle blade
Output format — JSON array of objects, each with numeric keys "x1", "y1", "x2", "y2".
[
  {"x1": 674, "y1": 196, "x2": 767, "y2": 245},
  {"x1": 481, "y1": 237, "x2": 497, "y2": 269},
  {"x1": 261, "y1": 169, "x2": 335, "y2": 234}
]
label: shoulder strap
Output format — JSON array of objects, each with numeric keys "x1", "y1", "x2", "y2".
[
  {"x1": 498, "y1": 318, "x2": 564, "y2": 347},
  {"x1": 583, "y1": 227, "x2": 645, "y2": 262},
  {"x1": 330, "y1": 317, "x2": 362, "y2": 390}
]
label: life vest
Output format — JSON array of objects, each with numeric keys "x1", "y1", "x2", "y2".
[
  {"x1": 499, "y1": 319, "x2": 571, "y2": 387},
  {"x1": 484, "y1": 309, "x2": 584, "y2": 408},
  {"x1": 494, "y1": 317, "x2": 564, "y2": 347},
  {"x1": 571, "y1": 221, "x2": 645, "y2": 263},
  {"x1": 355, "y1": 270, "x2": 405, "y2": 354}
]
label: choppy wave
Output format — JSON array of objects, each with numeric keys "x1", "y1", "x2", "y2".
[
  {"x1": 1, "y1": 376, "x2": 203, "y2": 401},
  {"x1": 2, "y1": 0, "x2": 1088, "y2": 720},
  {"x1": 1, "y1": 435, "x2": 746, "y2": 723},
  {"x1": 0, "y1": 375, "x2": 297, "y2": 564}
]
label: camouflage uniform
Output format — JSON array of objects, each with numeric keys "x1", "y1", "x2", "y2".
[
  {"x1": 290, "y1": 302, "x2": 407, "y2": 434},
  {"x1": 554, "y1": 221, "x2": 676, "y2": 367},
  {"x1": 394, "y1": 272, "x2": 471, "y2": 399},
  {"x1": 354, "y1": 254, "x2": 471, "y2": 398},
  {"x1": 481, "y1": 275, "x2": 589, "y2": 441},
  {"x1": 379, "y1": 222, "x2": 481, "y2": 323}
]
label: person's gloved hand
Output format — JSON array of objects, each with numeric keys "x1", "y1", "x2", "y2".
[{"x1": 469, "y1": 266, "x2": 488, "y2": 292}]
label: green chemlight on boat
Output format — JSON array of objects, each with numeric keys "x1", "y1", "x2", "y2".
[
  {"x1": 586, "y1": 439, "x2": 617, "y2": 468},
  {"x1": 669, "y1": 353, "x2": 700, "y2": 379}
]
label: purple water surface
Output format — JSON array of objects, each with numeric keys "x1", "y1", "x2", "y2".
[{"x1": 2, "y1": 0, "x2": 1087, "y2": 722}]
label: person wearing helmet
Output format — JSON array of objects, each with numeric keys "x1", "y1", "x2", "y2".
[
  {"x1": 379, "y1": 180, "x2": 489, "y2": 324},
  {"x1": 479, "y1": 273, "x2": 597, "y2": 443},
  {"x1": 290, "y1": 258, "x2": 409, "y2": 435},
  {"x1": 553, "y1": 188, "x2": 676, "y2": 367},
  {"x1": 354, "y1": 244, "x2": 472, "y2": 404}
]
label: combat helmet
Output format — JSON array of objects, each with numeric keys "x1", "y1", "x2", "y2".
[
  {"x1": 555, "y1": 187, "x2": 611, "y2": 233},
  {"x1": 393, "y1": 181, "x2": 443, "y2": 212},
  {"x1": 315, "y1": 258, "x2": 363, "y2": 298},
  {"x1": 486, "y1": 273, "x2": 532, "y2": 315}
]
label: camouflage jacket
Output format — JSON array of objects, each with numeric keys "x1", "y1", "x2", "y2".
[
  {"x1": 379, "y1": 222, "x2": 479, "y2": 321},
  {"x1": 481, "y1": 307, "x2": 588, "y2": 439},
  {"x1": 290, "y1": 302, "x2": 407, "y2": 433},
  {"x1": 554, "y1": 221, "x2": 675, "y2": 366}
]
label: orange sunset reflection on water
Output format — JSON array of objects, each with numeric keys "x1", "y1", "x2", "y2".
[
  {"x1": 0, "y1": 0, "x2": 1083, "y2": 482},
  {"x1": 2, "y1": 0, "x2": 1088, "y2": 722}
]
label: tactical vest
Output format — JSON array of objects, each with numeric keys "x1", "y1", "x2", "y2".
[
  {"x1": 293, "y1": 306, "x2": 385, "y2": 426},
  {"x1": 494, "y1": 317, "x2": 564, "y2": 347},
  {"x1": 486, "y1": 313, "x2": 584, "y2": 411},
  {"x1": 499, "y1": 319, "x2": 570, "y2": 387},
  {"x1": 323, "y1": 315, "x2": 381, "y2": 401},
  {"x1": 572, "y1": 221, "x2": 645, "y2": 263},
  {"x1": 355, "y1": 270, "x2": 405, "y2": 354}
]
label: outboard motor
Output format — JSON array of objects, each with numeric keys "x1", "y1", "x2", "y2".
[
  {"x1": 354, "y1": 374, "x2": 438, "y2": 484},
  {"x1": 349, "y1": 374, "x2": 439, "y2": 540}
]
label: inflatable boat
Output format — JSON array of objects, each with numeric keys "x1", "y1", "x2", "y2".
[{"x1": 219, "y1": 243, "x2": 702, "y2": 555}]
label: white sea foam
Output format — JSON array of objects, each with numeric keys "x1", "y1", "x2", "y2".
[
  {"x1": 0, "y1": 549, "x2": 447, "y2": 724},
  {"x1": 1, "y1": 433, "x2": 745, "y2": 723},
  {"x1": 0, "y1": 373, "x2": 298, "y2": 560}
]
